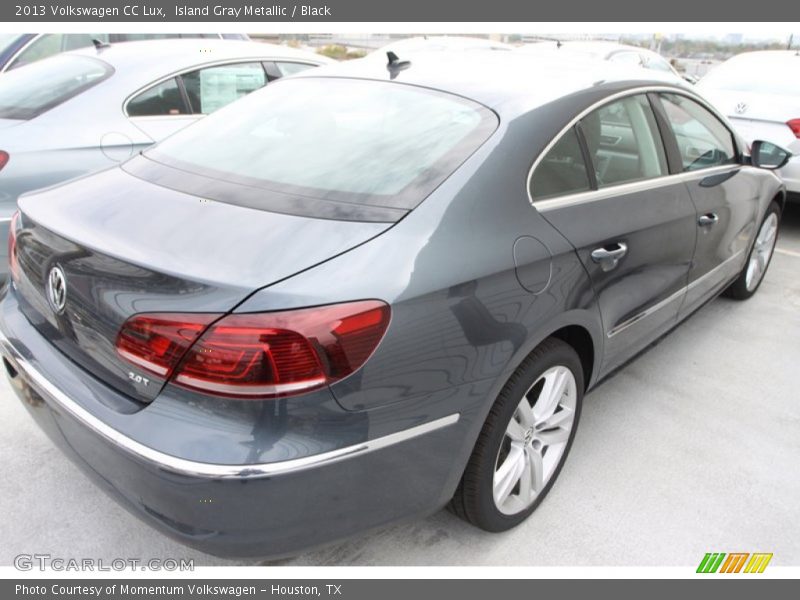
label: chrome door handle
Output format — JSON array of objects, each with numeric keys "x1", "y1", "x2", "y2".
[
  {"x1": 591, "y1": 242, "x2": 628, "y2": 271},
  {"x1": 698, "y1": 213, "x2": 719, "y2": 227}
]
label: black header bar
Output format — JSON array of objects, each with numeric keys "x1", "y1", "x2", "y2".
[{"x1": 3, "y1": 0, "x2": 798, "y2": 22}]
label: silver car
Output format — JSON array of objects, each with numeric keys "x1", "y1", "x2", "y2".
[
  {"x1": 698, "y1": 51, "x2": 800, "y2": 200},
  {"x1": 0, "y1": 38, "x2": 332, "y2": 279},
  {"x1": 517, "y1": 41, "x2": 686, "y2": 84}
]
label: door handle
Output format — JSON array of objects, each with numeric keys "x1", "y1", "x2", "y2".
[
  {"x1": 698, "y1": 213, "x2": 719, "y2": 227},
  {"x1": 591, "y1": 242, "x2": 628, "y2": 271}
]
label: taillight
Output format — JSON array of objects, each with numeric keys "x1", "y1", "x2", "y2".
[
  {"x1": 116, "y1": 313, "x2": 219, "y2": 377},
  {"x1": 116, "y1": 300, "x2": 390, "y2": 399},
  {"x1": 788, "y1": 119, "x2": 800, "y2": 139},
  {"x1": 0, "y1": 151, "x2": 8, "y2": 172},
  {"x1": 7, "y1": 210, "x2": 19, "y2": 281}
]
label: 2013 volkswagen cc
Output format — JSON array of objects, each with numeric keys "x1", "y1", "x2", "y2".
[{"x1": 0, "y1": 53, "x2": 789, "y2": 558}]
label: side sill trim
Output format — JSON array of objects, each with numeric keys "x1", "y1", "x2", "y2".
[
  {"x1": 606, "y1": 249, "x2": 746, "y2": 339},
  {"x1": 0, "y1": 332, "x2": 459, "y2": 480},
  {"x1": 607, "y1": 286, "x2": 686, "y2": 339}
]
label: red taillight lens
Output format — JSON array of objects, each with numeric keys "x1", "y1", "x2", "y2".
[
  {"x1": 0, "y1": 151, "x2": 8, "y2": 172},
  {"x1": 116, "y1": 300, "x2": 390, "y2": 399},
  {"x1": 787, "y1": 119, "x2": 800, "y2": 139},
  {"x1": 116, "y1": 313, "x2": 219, "y2": 377},
  {"x1": 7, "y1": 210, "x2": 20, "y2": 281}
]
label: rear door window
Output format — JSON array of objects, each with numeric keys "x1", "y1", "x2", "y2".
[
  {"x1": 657, "y1": 93, "x2": 737, "y2": 171},
  {"x1": 126, "y1": 78, "x2": 189, "y2": 117},
  {"x1": 530, "y1": 128, "x2": 591, "y2": 200},
  {"x1": 579, "y1": 94, "x2": 668, "y2": 187},
  {"x1": 275, "y1": 61, "x2": 316, "y2": 77},
  {"x1": 0, "y1": 55, "x2": 112, "y2": 119},
  {"x1": 179, "y1": 62, "x2": 267, "y2": 114}
]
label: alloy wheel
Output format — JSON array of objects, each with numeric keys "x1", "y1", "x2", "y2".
[
  {"x1": 493, "y1": 365, "x2": 577, "y2": 515},
  {"x1": 745, "y1": 212, "x2": 778, "y2": 292}
]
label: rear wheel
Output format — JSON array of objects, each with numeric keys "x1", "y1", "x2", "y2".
[
  {"x1": 450, "y1": 338, "x2": 583, "y2": 531},
  {"x1": 725, "y1": 202, "x2": 781, "y2": 300}
]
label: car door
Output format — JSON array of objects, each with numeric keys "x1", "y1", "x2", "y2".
[
  {"x1": 653, "y1": 92, "x2": 760, "y2": 316},
  {"x1": 531, "y1": 92, "x2": 697, "y2": 375},
  {"x1": 126, "y1": 62, "x2": 268, "y2": 142}
]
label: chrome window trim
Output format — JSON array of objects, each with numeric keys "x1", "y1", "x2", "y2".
[
  {"x1": 534, "y1": 164, "x2": 740, "y2": 212},
  {"x1": 0, "y1": 332, "x2": 459, "y2": 480},
  {"x1": 527, "y1": 85, "x2": 743, "y2": 211}
]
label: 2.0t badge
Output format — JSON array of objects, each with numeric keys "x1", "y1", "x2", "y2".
[{"x1": 46, "y1": 266, "x2": 67, "y2": 314}]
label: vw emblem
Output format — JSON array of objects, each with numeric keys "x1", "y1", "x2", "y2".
[
  {"x1": 735, "y1": 102, "x2": 748, "y2": 115},
  {"x1": 47, "y1": 266, "x2": 67, "y2": 314}
]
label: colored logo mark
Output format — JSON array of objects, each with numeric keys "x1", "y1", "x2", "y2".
[{"x1": 696, "y1": 552, "x2": 773, "y2": 573}]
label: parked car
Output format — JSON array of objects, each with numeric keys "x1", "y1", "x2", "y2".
[
  {"x1": 0, "y1": 52, "x2": 787, "y2": 558},
  {"x1": 0, "y1": 39, "x2": 332, "y2": 280},
  {"x1": 0, "y1": 33, "x2": 250, "y2": 73},
  {"x1": 518, "y1": 41, "x2": 688, "y2": 84},
  {"x1": 373, "y1": 35, "x2": 513, "y2": 56},
  {"x1": 698, "y1": 51, "x2": 800, "y2": 201}
]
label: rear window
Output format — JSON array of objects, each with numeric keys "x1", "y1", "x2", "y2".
[
  {"x1": 0, "y1": 55, "x2": 112, "y2": 120},
  {"x1": 143, "y1": 77, "x2": 497, "y2": 218},
  {"x1": 700, "y1": 56, "x2": 800, "y2": 96}
]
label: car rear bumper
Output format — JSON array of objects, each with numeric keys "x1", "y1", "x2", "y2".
[{"x1": 0, "y1": 286, "x2": 471, "y2": 558}]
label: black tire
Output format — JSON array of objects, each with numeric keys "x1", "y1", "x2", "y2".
[
  {"x1": 724, "y1": 201, "x2": 781, "y2": 300},
  {"x1": 450, "y1": 337, "x2": 584, "y2": 532}
]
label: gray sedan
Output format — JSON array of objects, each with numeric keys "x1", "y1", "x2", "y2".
[
  {"x1": 0, "y1": 52, "x2": 788, "y2": 558},
  {"x1": 0, "y1": 39, "x2": 331, "y2": 279}
]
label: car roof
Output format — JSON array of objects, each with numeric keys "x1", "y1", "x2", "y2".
[
  {"x1": 65, "y1": 39, "x2": 331, "y2": 88},
  {"x1": 375, "y1": 36, "x2": 514, "y2": 53},
  {"x1": 518, "y1": 41, "x2": 659, "y2": 59},
  {"x1": 719, "y1": 50, "x2": 800, "y2": 63},
  {"x1": 294, "y1": 51, "x2": 687, "y2": 117}
]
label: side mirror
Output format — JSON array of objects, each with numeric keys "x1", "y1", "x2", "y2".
[{"x1": 751, "y1": 140, "x2": 792, "y2": 170}]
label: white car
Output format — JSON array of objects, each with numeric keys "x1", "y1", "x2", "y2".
[
  {"x1": 517, "y1": 41, "x2": 686, "y2": 84},
  {"x1": 698, "y1": 51, "x2": 800, "y2": 199},
  {"x1": 372, "y1": 35, "x2": 513, "y2": 56}
]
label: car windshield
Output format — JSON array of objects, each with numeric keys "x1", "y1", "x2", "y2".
[
  {"x1": 146, "y1": 77, "x2": 497, "y2": 206},
  {"x1": 0, "y1": 54, "x2": 112, "y2": 120},
  {"x1": 700, "y1": 56, "x2": 800, "y2": 96}
]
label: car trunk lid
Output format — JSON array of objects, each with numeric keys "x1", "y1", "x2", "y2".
[{"x1": 13, "y1": 167, "x2": 391, "y2": 403}]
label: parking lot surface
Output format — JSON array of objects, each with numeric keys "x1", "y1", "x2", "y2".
[{"x1": 1, "y1": 207, "x2": 799, "y2": 567}]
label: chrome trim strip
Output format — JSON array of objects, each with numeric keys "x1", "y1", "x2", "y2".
[
  {"x1": 535, "y1": 166, "x2": 740, "y2": 212},
  {"x1": 687, "y1": 249, "x2": 745, "y2": 292},
  {"x1": 607, "y1": 286, "x2": 686, "y2": 339},
  {"x1": 526, "y1": 85, "x2": 743, "y2": 211},
  {"x1": 0, "y1": 334, "x2": 459, "y2": 479},
  {"x1": 606, "y1": 249, "x2": 746, "y2": 338}
]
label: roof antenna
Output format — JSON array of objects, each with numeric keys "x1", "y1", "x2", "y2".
[
  {"x1": 386, "y1": 51, "x2": 411, "y2": 79},
  {"x1": 556, "y1": 40, "x2": 562, "y2": 48},
  {"x1": 92, "y1": 38, "x2": 111, "y2": 51}
]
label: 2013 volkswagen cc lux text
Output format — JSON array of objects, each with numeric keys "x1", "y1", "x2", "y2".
[{"x1": 0, "y1": 53, "x2": 789, "y2": 558}]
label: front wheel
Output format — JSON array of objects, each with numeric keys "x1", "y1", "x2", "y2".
[
  {"x1": 725, "y1": 201, "x2": 781, "y2": 300},
  {"x1": 450, "y1": 338, "x2": 584, "y2": 532}
]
